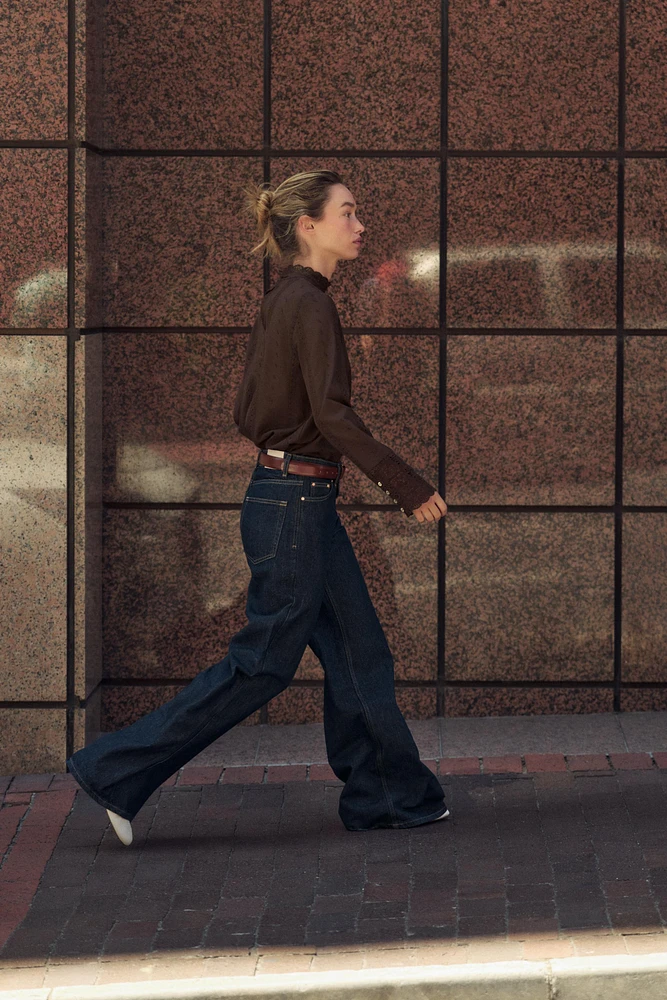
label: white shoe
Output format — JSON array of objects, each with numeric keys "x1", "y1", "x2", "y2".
[
  {"x1": 434, "y1": 808, "x2": 450, "y2": 822},
  {"x1": 106, "y1": 808, "x2": 133, "y2": 845}
]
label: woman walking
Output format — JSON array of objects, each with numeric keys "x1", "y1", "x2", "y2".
[{"x1": 66, "y1": 169, "x2": 449, "y2": 843}]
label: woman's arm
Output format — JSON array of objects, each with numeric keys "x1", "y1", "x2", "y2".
[{"x1": 294, "y1": 291, "x2": 437, "y2": 516}]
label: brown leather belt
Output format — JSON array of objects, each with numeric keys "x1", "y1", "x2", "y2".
[{"x1": 258, "y1": 451, "x2": 345, "y2": 480}]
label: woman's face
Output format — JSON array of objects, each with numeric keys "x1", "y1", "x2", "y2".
[{"x1": 299, "y1": 183, "x2": 365, "y2": 262}]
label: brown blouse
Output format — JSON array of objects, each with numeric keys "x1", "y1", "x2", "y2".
[{"x1": 232, "y1": 263, "x2": 436, "y2": 516}]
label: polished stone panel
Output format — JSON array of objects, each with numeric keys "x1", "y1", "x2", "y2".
[
  {"x1": 272, "y1": 0, "x2": 440, "y2": 150},
  {"x1": 0, "y1": 149, "x2": 68, "y2": 328},
  {"x1": 448, "y1": 0, "x2": 617, "y2": 150},
  {"x1": 445, "y1": 513, "x2": 615, "y2": 682},
  {"x1": 74, "y1": 334, "x2": 103, "y2": 701},
  {"x1": 624, "y1": 336, "x2": 667, "y2": 505},
  {"x1": 444, "y1": 688, "x2": 614, "y2": 717},
  {"x1": 446, "y1": 334, "x2": 616, "y2": 505},
  {"x1": 339, "y1": 333, "x2": 438, "y2": 505},
  {"x1": 0, "y1": 708, "x2": 66, "y2": 773},
  {"x1": 625, "y1": 159, "x2": 667, "y2": 328},
  {"x1": 88, "y1": 0, "x2": 263, "y2": 148},
  {"x1": 621, "y1": 689, "x2": 667, "y2": 712},
  {"x1": 0, "y1": 0, "x2": 68, "y2": 140},
  {"x1": 103, "y1": 332, "x2": 256, "y2": 502},
  {"x1": 103, "y1": 330, "x2": 437, "y2": 505},
  {"x1": 622, "y1": 513, "x2": 667, "y2": 683},
  {"x1": 626, "y1": 0, "x2": 667, "y2": 150},
  {"x1": 86, "y1": 156, "x2": 264, "y2": 328},
  {"x1": 104, "y1": 504, "x2": 435, "y2": 693},
  {"x1": 446, "y1": 158, "x2": 617, "y2": 328},
  {"x1": 270, "y1": 157, "x2": 440, "y2": 328},
  {"x1": 0, "y1": 335, "x2": 67, "y2": 701},
  {"x1": 103, "y1": 509, "x2": 249, "y2": 680}
]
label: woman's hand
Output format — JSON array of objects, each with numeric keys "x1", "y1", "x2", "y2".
[{"x1": 412, "y1": 491, "x2": 447, "y2": 523}]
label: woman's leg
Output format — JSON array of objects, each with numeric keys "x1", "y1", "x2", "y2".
[
  {"x1": 307, "y1": 515, "x2": 446, "y2": 831},
  {"x1": 66, "y1": 461, "x2": 330, "y2": 822}
]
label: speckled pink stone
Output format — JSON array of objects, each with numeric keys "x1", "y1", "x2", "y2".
[
  {"x1": 87, "y1": 157, "x2": 264, "y2": 328},
  {"x1": 621, "y1": 513, "x2": 667, "y2": 682},
  {"x1": 0, "y1": 0, "x2": 67, "y2": 140},
  {"x1": 88, "y1": 0, "x2": 263, "y2": 148},
  {"x1": 448, "y1": 0, "x2": 617, "y2": 150},
  {"x1": 272, "y1": 0, "x2": 440, "y2": 150},
  {"x1": 0, "y1": 149, "x2": 68, "y2": 329},
  {"x1": 445, "y1": 512, "x2": 615, "y2": 682},
  {"x1": 623, "y1": 337, "x2": 667, "y2": 505},
  {"x1": 446, "y1": 334, "x2": 616, "y2": 505},
  {"x1": 447, "y1": 158, "x2": 617, "y2": 328},
  {"x1": 626, "y1": 0, "x2": 667, "y2": 150},
  {"x1": 625, "y1": 160, "x2": 667, "y2": 328}
]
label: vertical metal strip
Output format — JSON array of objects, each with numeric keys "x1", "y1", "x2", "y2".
[
  {"x1": 65, "y1": 0, "x2": 79, "y2": 758},
  {"x1": 259, "y1": 0, "x2": 272, "y2": 724},
  {"x1": 437, "y1": 0, "x2": 449, "y2": 720},
  {"x1": 614, "y1": 0, "x2": 627, "y2": 713}
]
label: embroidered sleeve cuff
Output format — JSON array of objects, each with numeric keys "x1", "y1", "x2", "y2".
[{"x1": 367, "y1": 453, "x2": 436, "y2": 516}]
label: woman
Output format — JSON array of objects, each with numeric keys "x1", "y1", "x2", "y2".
[{"x1": 66, "y1": 169, "x2": 449, "y2": 843}]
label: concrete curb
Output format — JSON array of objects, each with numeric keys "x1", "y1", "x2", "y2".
[{"x1": 3, "y1": 952, "x2": 667, "y2": 1000}]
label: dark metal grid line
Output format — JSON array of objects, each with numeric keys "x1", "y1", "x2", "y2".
[
  {"x1": 102, "y1": 502, "x2": 667, "y2": 513},
  {"x1": 259, "y1": 0, "x2": 272, "y2": 724},
  {"x1": 15, "y1": 142, "x2": 664, "y2": 159},
  {"x1": 65, "y1": 0, "x2": 78, "y2": 759},
  {"x1": 437, "y1": 0, "x2": 449, "y2": 716},
  {"x1": 613, "y1": 0, "x2": 627, "y2": 711}
]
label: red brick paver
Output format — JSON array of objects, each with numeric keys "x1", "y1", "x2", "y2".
[
  {"x1": 220, "y1": 765, "x2": 265, "y2": 784},
  {"x1": 439, "y1": 757, "x2": 480, "y2": 775},
  {"x1": 482, "y1": 755, "x2": 523, "y2": 773},
  {"x1": 567, "y1": 754, "x2": 610, "y2": 771},
  {"x1": 1, "y1": 751, "x2": 667, "y2": 987},
  {"x1": 524, "y1": 754, "x2": 567, "y2": 772},
  {"x1": 178, "y1": 766, "x2": 223, "y2": 785},
  {"x1": 609, "y1": 753, "x2": 653, "y2": 770}
]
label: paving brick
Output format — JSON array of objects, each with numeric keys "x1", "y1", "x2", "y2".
[
  {"x1": 653, "y1": 752, "x2": 667, "y2": 769},
  {"x1": 3, "y1": 792, "x2": 32, "y2": 805},
  {"x1": 266, "y1": 765, "x2": 308, "y2": 782},
  {"x1": 482, "y1": 755, "x2": 523, "y2": 773},
  {"x1": 610, "y1": 753, "x2": 653, "y2": 770},
  {"x1": 160, "y1": 773, "x2": 178, "y2": 787},
  {"x1": 221, "y1": 765, "x2": 265, "y2": 784},
  {"x1": 438, "y1": 757, "x2": 480, "y2": 775},
  {"x1": 9, "y1": 774, "x2": 54, "y2": 793},
  {"x1": 567, "y1": 754, "x2": 610, "y2": 771},
  {"x1": 47, "y1": 773, "x2": 77, "y2": 790},
  {"x1": 178, "y1": 766, "x2": 223, "y2": 785},
  {"x1": 524, "y1": 753, "x2": 567, "y2": 772},
  {"x1": 308, "y1": 764, "x2": 339, "y2": 782}
]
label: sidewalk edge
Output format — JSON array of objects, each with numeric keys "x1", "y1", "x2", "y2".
[{"x1": 3, "y1": 951, "x2": 667, "y2": 1000}]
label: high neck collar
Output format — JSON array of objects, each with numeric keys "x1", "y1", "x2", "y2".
[{"x1": 285, "y1": 263, "x2": 331, "y2": 292}]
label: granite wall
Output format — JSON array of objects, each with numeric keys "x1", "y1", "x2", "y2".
[{"x1": 2, "y1": 1, "x2": 667, "y2": 772}]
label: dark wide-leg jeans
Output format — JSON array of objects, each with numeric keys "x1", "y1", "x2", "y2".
[{"x1": 67, "y1": 450, "x2": 446, "y2": 832}]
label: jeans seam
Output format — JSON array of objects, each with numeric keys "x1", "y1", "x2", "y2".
[{"x1": 323, "y1": 580, "x2": 398, "y2": 826}]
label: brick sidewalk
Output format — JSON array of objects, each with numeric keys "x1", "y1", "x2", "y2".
[{"x1": 2, "y1": 753, "x2": 667, "y2": 991}]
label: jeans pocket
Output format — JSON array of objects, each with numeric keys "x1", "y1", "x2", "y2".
[
  {"x1": 240, "y1": 496, "x2": 289, "y2": 564},
  {"x1": 304, "y1": 479, "x2": 335, "y2": 502}
]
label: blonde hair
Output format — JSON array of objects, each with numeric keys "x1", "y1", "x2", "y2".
[{"x1": 243, "y1": 169, "x2": 343, "y2": 264}]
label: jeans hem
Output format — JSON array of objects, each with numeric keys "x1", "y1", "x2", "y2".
[
  {"x1": 66, "y1": 757, "x2": 135, "y2": 822},
  {"x1": 343, "y1": 803, "x2": 448, "y2": 832}
]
